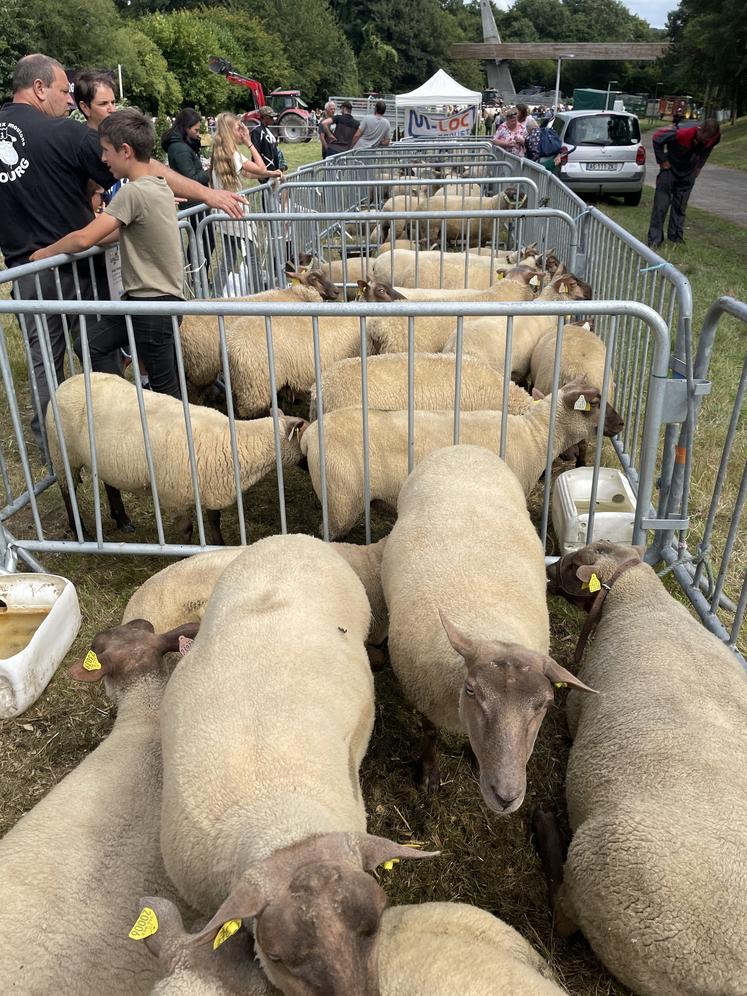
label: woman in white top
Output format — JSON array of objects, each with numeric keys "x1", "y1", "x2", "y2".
[{"x1": 210, "y1": 112, "x2": 281, "y2": 294}]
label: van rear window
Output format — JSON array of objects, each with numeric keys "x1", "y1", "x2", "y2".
[{"x1": 564, "y1": 115, "x2": 640, "y2": 146}]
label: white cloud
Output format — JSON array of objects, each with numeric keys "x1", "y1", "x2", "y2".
[{"x1": 490, "y1": 0, "x2": 676, "y2": 29}]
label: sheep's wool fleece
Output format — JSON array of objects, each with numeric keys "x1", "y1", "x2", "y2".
[
  {"x1": 382, "y1": 445, "x2": 548, "y2": 732},
  {"x1": 0, "y1": 678, "x2": 177, "y2": 994},
  {"x1": 159, "y1": 534, "x2": 374, "y2": 913},
  {"x1": 122, "y1": 538, "x2": 388, "y2": 645},
  {"x1": 564, "y1": 562, "x2": 747, "y2": 996},
  {"x1": 378, "y1": 903, "x2": 564, "y2": 996}
]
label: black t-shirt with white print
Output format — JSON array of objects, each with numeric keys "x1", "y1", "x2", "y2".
[{"x1": 0, "y1": 102, "x2": 115, "y2": 267}]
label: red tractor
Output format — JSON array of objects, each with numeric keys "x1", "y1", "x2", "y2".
[{"x1": 208, "y1": 57, "x2": 313, "y2": 143}]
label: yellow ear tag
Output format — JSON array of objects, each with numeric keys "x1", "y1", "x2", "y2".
[
  {"x1": 129, "y1": 906, "x2": 159, "y2": 941},
  {"x1": 559, "y1": 282, "x2": 568, "y2": 294},
  {"x1": 83, "y1": 650, "x2": 102, "y2": 672},
  {"x1": 529, "y1": 275, "x2": 540, "y2": 287},
  {"x1": 554, "y1": 681, "x2": 568, "y2": 689},
  {"x1": 588, "y1": 573, "x2": 602, "y2": 593},
  {"x1": 383, "y1": 858, "x2": 400, "y2": 871},
  {"x1": 213, "y1": 919, "x2": 242, "y2": 950}
]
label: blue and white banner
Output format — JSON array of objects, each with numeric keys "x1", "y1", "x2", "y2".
[{"x1": 405, "y1": 106, "x2": 477, "y2": 139}]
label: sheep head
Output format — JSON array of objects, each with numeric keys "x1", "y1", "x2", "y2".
[
  {"x1": 68, "y1": 619, "x2": 199, "y2": 703},
  {"x1": 439, "y1": 613, "x2": 596, "y2": 815},
  {"x1": 294, "y1": 268, "x2": 340, "y2": 301},
  {"x1": 547, "y1": 272, "x2": 593, "y2": 301},
  {"x1": 547, "y1": 541, "x2": 645, "y2": 608},
  {"x1": 190, "y1": 832, "x2": 439, "y2": 996},
  {"x1": 356, "y1": 279, "x2": 406, "y2": 303},
  {"x1": 559, "y1": 379, "x2": 624, "y2": 439}
]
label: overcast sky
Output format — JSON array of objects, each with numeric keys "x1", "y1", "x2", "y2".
[{"x1": 492, "y1": 0, "x2": 676, "y2": 29}]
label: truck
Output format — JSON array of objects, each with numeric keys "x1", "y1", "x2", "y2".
[{"x1": 208, "y1": 57, "x2": 314, "y2": 143}]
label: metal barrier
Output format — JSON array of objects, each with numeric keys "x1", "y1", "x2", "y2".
[
  {"x1": 0, "y1": 296, "x2": 671, "y2": 573},
  {"x1": 657, "y1": 297, "x2": 747, "y2": 664}
]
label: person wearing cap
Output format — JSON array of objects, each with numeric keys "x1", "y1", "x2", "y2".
[
  {"x1": 250, "y1": 105, "x2": 287, "y2": 173},
  {"x1": 492, "y1": 106, "x2": 527, "y2": 157}
]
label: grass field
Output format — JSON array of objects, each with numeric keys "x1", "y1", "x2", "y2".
[
  {"x1": 0, "y1": 148, "x2": 745, "y2": 996},
  {"x1": 707, "y1": 115, "x2": 747, "y2": 172}
]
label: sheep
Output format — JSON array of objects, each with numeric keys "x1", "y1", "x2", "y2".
[
  {"x1": 530, "y1": 321, "x2": 615, "y2": 466},
  {"x1": 0, "y1": 619, "x2": 199, "y2": 995},
  {"x1": 46, "y1": 373, "x2": 305, "y2": 545},
  {"x1": 373, "y1": 248, "x2": 516, "y2": 290},
  {"x1": 180, "y1": 271, "x2": 339, "y2": 396},
  {"x1": 224, "y1": 313, "x2": 363, "y2": 417},
  {"x1": 301, "y1": 378, "x2": 624, "y2": 538},
  {"x1": 309, "y1": 352, "x2": 534, "y2": 419},
  {"x1": 143, "y1": 896, "x2": 564, "y2": 996},
  {"x1": 416, "y1": 188, "x2": 528, "y2": 245},
  {"x1": 378, "y1": 901, "x2": 566, "y2": 995},
  {"x1": 442, "y1": 273, "x2": 592, "y2": 380},
  {"x1": 537, "y1": 540, "x2": 747, "y2": 996},
  {"x1": 380, "y1": 192, "x2": 427, "y2": 240},
  {"x1": 158, "y1": 534, "x2": 437, "y2": 995},
  {"x1": 361, "y1": 272, "x2": 539, "y2": 358},
  {"x1": 322, "y1": 256, "x2": 376, "y2": 285},
  {"x1": 141, "y1": 896, "x2": 276, "y2": 995},
  {"x1": 381, "y1": 444, "x2": 594, "y2": 809},
  {"x1": 122, "y1": 537, "x2": 389, "y2": 647}
]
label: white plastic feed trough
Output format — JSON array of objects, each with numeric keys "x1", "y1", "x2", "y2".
[
  {"x1": 0, "y1": 573, "x2": 81, "y2": 719},
  {"x1": 552, "y1": 467, "x2": 637, "y2": 555}
]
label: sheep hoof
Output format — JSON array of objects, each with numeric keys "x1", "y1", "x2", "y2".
[
  {"x1": 115, "y1": 518, "x2": 135, "y2": 534},
  {"x1": 417, "y1": 758, "x2": 441, "y2": 794}
]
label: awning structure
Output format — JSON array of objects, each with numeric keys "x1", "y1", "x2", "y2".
[{"x1": 395, "y1": 69, "x2": 482, "y2": 109}]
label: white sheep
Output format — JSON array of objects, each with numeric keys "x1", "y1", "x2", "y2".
[
  {"x1": 359, "y1": 269, "x2": 539, "y2": 308},
  {"x1": 301, "y1": 379, "x2": 623, "y2": 538},
  {"x1": 141, "y1": 896, "x2": 276, "y2": 995},
  {"x1": 373, "y1": 248, "x2": 509, "y2": 290},
  {"x1": 381, "y1": 445, "x2": 592, "y2": 810},
  {"x1": 378, "y1": 901, "x2": 566, "y2": 995},
  {"x1": 224, "y1": 313, "x2": 363, "y2": 417},
  {"x1": 416, "y1": 189, "x2": 528, "y2": 244},
  {"x1": 46, "y1": 373, "x2": 305, "y2": 545},
  {"x1": 442, "y1": 274, "x2": 592, "y2": 380},
  {"x1": 180, "y1": 271, "x2": 339, "y2": 395},
  {"x1": 0, "y1": 619, "x2": 199, "y2": 995},
  {"x1": 380, "y1": 192, "x2": 427, "y2": 239},
  {"x1": 537, "y1": 540, "x2": 747, "y2": 996},
  {"x1": 158, "y1": 534, "x2": 437, "y2": 995},
  {"x1": 531, "y1": 321, "x2": 613, "y2": 400},
  {"x1": 143, "y1": 895, "x2": 565, "y2": 996},
  {"x1": 310, "y1": 352, "x2": 534, "y2": 418},
  {"x1": 122, "y1": 537, "x2": 389, "y2": 646}
]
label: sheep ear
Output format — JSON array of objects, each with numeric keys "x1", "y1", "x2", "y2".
[
  {"x1": 189, "y1": 882, "x2": 267, "y2": 948},
  {"x1": 575, "y1": 564, "x2": 597, "y2": 583},
  {"x1": 69, "y1": 652, "x2": 109, "y2": 682},
  {"x1": 158, "y1": 622, "x2": 200, "y2": 654},
  {"x1": 543, "y1": 657, "x2": 598, "y2": 694},
  {"x1": 353, "y1": 833, "x2": 440, "y2": 871},
  {"x1": 356, "y1": 279, "x2": 368, "y2": 290},
  {"x1": 531, "y1": 387, "x2": 545, "y2": 400},
  {"x1": 438, "y1": 610, "x2": 475, "y2": 663}
]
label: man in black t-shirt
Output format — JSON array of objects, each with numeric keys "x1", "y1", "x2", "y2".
[
  {"x1": 250, "y1": 106, "x2": 287, "y2": 173},
  {"x1": 0, "y1": 53, "x2": 248, "y2": 454},
  {"x1": 322, "y1": 101, "x2": 359, "y2": 157}
]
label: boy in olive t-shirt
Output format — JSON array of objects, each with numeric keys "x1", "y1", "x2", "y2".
[{"x1": 31, "y1": 108, "x2": 185, "y2": 397}]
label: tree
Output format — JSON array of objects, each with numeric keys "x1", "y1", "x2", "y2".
[
  {"x1": 112, "y1": 24, "x2": 182, "y2": 113},
  {"x1": 208, "y1": 8, "x2": 293, "y2": 95}
]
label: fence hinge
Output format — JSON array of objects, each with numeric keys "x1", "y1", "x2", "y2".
[
  {"x1": 660, "y1": 377, "x2": 712, "y2": 423},
  {"x1": 641, "y1": 516, "x2": 690, "y2": 531}
]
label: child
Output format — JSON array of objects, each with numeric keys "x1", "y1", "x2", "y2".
[{"x1": 31, "y1": 108, "x2": 185, "y2": 398}]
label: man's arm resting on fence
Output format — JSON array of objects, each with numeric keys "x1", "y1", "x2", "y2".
[
  {"x1": 147, "y1": 159, "x2": 248, "y2": 218},
  {"x1": 29, "y1": 213, "x2": 121, "y2": 261}
]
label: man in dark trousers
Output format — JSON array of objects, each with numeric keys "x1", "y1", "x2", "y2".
[{"x1": 647, "y1": 118, "x2": 720, "y2": 249}]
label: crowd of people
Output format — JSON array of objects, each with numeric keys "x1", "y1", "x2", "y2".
[{"x1": 488, "y1": 102, "x2": 563, "y2": 169}]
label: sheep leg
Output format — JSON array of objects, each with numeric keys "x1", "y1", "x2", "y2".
[
  {"x1": 104, "y1": 484, "x2": 135, "y2": 533},
  {"x1": 575, "y1": 439, "x2": 588, "y2": 468},
  {"x1": 207, "y1": 509, "x2": 224, "y2": 546},
  {"x1": 416, "y1": 716, "x2": 441, "y2": 794},
  {"x1": 60, "y1": 481, "x2": 94, "y2": 543},
  {"x1": 531, "y1": 809, "x2": 578, "y2": 937}
]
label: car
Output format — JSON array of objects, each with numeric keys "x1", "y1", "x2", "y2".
[{"x1": 550, "y1": 110, "x2": 646, "y2": 206}]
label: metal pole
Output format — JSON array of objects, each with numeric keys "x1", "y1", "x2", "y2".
[
  {"x1": 605, "y1": 81, "x2": 612, "y2": 111},
  {"x1": 117, "y1": 64, "x2": 124, "y2": 101},
  {"x1": 554, "y1": 58, "x2": 562, "y2": 112}
]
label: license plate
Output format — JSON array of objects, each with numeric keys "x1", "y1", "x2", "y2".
[{"x1": 586, "y1": 162, "x2": 617, "y2": 171}]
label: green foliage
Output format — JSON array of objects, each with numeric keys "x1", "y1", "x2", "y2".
[
  {"x1": 112, "y1": 24, "x2": 182, "y2": 112},
  {"x1": 208, "y1": 8, "x2": 293, "y2": 94}
]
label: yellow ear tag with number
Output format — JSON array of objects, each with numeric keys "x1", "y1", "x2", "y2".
[
  {"x1": 588, "y1": 573, "x2": 602, "y2": 593},
  {"x1": 213, "y1": 919, "x2": 242, "y2": 950},
  {"x1": 383, "y1": 858, "x2": 400, "y2": 871},
  {"x1": 554, "y1": 681, "x2": 568, "y2": 688},
  {"x1": 129, "y1": 906, "x2": 159, "y2": 941},
  {"x1": 559, "y1": 282, "x2": 568, "y2": 294},
  {"x1": 83, "y1": 650, "x2": 102, "y2": 672}
]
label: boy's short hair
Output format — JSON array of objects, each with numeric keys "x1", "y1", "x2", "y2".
[
  {"x1": 74, "y1": 71, "x2": 114, "y2": 111},
  {"x1": 99, "y1": 108, "x2": 154, "y2": 162},
  {"x1": 374, "y1": 100, "x2": 386, "y2": 115},
  {"x1": 341, "y1": 101, "x2": 353, "y2": 112}
]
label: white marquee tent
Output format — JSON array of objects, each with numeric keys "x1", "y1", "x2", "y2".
[{"x1": 395, "y1": 69, "x2": 482, "y2": 109}]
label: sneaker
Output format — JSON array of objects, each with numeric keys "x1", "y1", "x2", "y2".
[{"x1": 647, "y1": 241, "x2": 662, "y2": 251}]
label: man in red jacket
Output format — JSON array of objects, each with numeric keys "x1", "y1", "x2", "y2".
[{"x1": 647, "y1": 118, "x2": 720, "y2": 248}]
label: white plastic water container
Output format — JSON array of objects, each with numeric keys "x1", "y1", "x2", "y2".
[
  {"x1": 552, "y1": 467, "x2": 637, "y2": 555},
  {"x1": 0, "y1": 574, "x2": 81, "y2": 719}
]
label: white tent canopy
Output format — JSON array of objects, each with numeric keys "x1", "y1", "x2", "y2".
[{"x1": 395, "y1": 69, "x2": 482, "y2": 109}]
